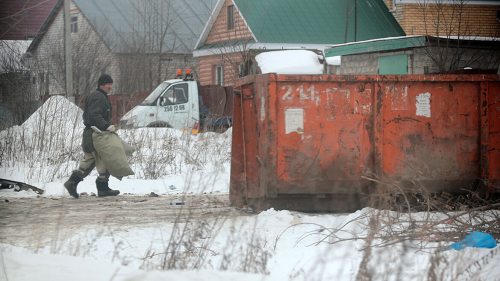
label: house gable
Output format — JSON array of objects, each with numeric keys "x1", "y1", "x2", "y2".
[
  {"x1": 28, "y1": 0, "x2": 115, "y2": 98},
  {"x1": 201, "y1": 0, "x2": 255, "y2": 46}
]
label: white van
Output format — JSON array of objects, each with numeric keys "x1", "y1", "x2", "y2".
[{"x1": 119, "y1": 73, "x2": 233, "y2": 131}]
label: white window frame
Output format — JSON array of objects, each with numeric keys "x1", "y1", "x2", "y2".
[
  {"x1": 227, "y1": 5, "x2": 235, "y2": 30},
  {"x1": 215, "y1": 65, "x2": 224, "y2": 86},
  {"x1": 71, "y1": 15, "x2": 78, "y2": 33}
]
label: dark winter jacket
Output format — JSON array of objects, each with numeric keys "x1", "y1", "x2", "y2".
[
  {"x1": 82, "y1": 88, "x2": 112, "y2": 153},
  {"x1": 83, "y1": 88, "x2": 112, "y2": 131}
]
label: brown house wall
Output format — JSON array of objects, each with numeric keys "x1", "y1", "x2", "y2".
[
  {"x1": 387, "y1": 2, "x2": 500, "y2": 37},
  {"x1": 198, "y1": 0, "x2": 252, "y2": 86},
  {"x1": 198, "y1": 54, "x2": 244, "y2": 86},
  {"x1": 199, "y1": 56, "x2": 218, "y2": 86},
  {"x1": 205, "y1": 0, "x2": 253, "y2": 45}
]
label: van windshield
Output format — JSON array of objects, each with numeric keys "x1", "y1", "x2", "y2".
[{"x1": 140, "y1": 82, "x2": 171, "y2": 106}]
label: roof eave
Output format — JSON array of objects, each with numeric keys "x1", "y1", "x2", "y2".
[
  {"x1": 324, "y1": 36, "x2": 427, "y2": 57},
  {"x1": 324, "y1": 35, "x2": 500, "y2": 57},
  {"x1": 195, "y1": 0, "x2": 259, "y2": 50},
  {"x1": 193, "y1": 42, "x2": 334, "y2": 57},
  {"x1": 194, "y1": 0, "x2": 226, "y2": 50},
  {"x1": 231, "y1": 0, "x2": 258, "y2": 43},
  {"x1": 27, "y1": 0, "x2": 63, "y2": 53}
]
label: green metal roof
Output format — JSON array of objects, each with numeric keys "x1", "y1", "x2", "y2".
[
  {"x1": 232, "y1": 0, "x2": 405, "y2": 45},
  {"x1": 324, "y1": 35, "x2": 500, "y2": 57},
  {"x1": 324, "y1": 36, "x2": 427, "y2": 57}
]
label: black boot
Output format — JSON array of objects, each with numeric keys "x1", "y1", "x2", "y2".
[
  {"x1": 96, "y1": 180, "x2": 120, "y2": 197},
  {"x1": 64, "y1": 172, "x2": 82, "y2": 198}
]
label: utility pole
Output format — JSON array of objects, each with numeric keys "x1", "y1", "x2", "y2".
[
  {"x1": 64, "y1": 0, "x2": 74, "y2": 102},
  {"x1": 354, "y1": 0, "x2": 357, "y2": 42}
]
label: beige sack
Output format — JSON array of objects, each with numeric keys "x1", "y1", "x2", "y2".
[
  {"x1": 93, "y1": 131, "x2": 134, "y2": 179},
  {"x1": 122, "y1": 139, "x2": 135, "y2": 157}
]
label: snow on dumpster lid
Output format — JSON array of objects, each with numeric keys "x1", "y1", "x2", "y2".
[
  {"x1": 255, "y1": 50, "x2": 324, "y2": 75},
  {"x1": 325, "y1": 56, "x2": 341, "y2": 66}
]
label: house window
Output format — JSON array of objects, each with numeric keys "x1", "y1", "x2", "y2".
[
  {"x1": 71, "y1": 16, "x2": 78, "y2": 33},
  {"x1": 227, "y1": 5, "x2": 234, "y2": 30},
  {"x1": 215, "y1": 65, "x2": 224, "y2": 86},
  {"x1": 39, "y1": 73, "x2": 49, "y2": 95}
]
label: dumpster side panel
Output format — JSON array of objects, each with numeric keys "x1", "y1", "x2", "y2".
[
  {"x1": 274, "y1": 79, "x2": 373, "y2": 194},
  {"x1": 381, "y1": 81, "x2": 480, "y2": 192}
]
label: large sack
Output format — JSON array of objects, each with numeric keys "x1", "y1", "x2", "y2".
[
  {"x1": 122, "y1": 139, "x2": 135, "y2": 157},
  {"x1": 93, "y1": 131, "x2": 134, "y2": 179}
]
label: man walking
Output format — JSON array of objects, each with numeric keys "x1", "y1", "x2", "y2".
[{"x1": 64, "y1": 74, "x2": 120, "y2": 198}]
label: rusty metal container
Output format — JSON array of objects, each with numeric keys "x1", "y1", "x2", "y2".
[{"x1": 230, "y1": 74, "x2": 500, "y2": 211}]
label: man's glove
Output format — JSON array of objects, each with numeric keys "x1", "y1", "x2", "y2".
[{"x1": 107, "y1": 125, "x2": 116, "y2": 132}]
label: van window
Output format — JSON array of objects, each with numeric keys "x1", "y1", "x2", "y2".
[
  {"x1": 158, "y1": 83, "x2": 188, "y2": 105},
  {"x1": 141, "y1": 82, "x2": 171, "y2": 105},
  {"x1": 159, "y1": 88, "x2": 174, "y2": 106},
  {"x1": 174, "y1": 84, "x2": 188, "y2": 104}
]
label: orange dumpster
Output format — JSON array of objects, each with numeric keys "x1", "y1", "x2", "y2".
[{"x1": 230, "y1": 74, "x2": 500, "y2": 211}]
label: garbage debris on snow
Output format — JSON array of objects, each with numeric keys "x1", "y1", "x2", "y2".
[{"x1": 445, "y1": 231, "x2": 498, "y2": 251}]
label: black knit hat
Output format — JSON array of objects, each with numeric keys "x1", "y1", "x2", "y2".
[{"x1": 98, "y1": 74, "x2": 113, "y2": 86}]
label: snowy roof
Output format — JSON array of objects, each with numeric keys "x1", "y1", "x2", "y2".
[{"x1": 28, "y1": 0, "x2": 218, "y2": 54}]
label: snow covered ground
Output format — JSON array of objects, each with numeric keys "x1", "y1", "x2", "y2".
[{"x1": 1, "y1": 96, "x2": 499, "y2": 281}]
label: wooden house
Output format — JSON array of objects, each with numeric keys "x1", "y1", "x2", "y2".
[
  {"x1": 26, "y1": 0, "x2": 217, "y2": 99},
  {"x1": 193, "y1": 0, "x2": 407, "y2": 86}
]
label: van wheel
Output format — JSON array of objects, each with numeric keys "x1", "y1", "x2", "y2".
[{"x1": 147, "y1": 121, "x2": 172, "y2": 128}]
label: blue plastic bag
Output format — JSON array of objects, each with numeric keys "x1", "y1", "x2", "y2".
[{"x1": 445, "y1": 231, "x2": 497, "y2": 251}]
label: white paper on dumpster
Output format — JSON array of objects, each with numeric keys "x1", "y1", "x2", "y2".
[
  {"x1": 285, "y1": 108, "x2": 304, "y2": 134},
  {"x1": 416, "y1": 93, "x2": 431, "y2": 118}
]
